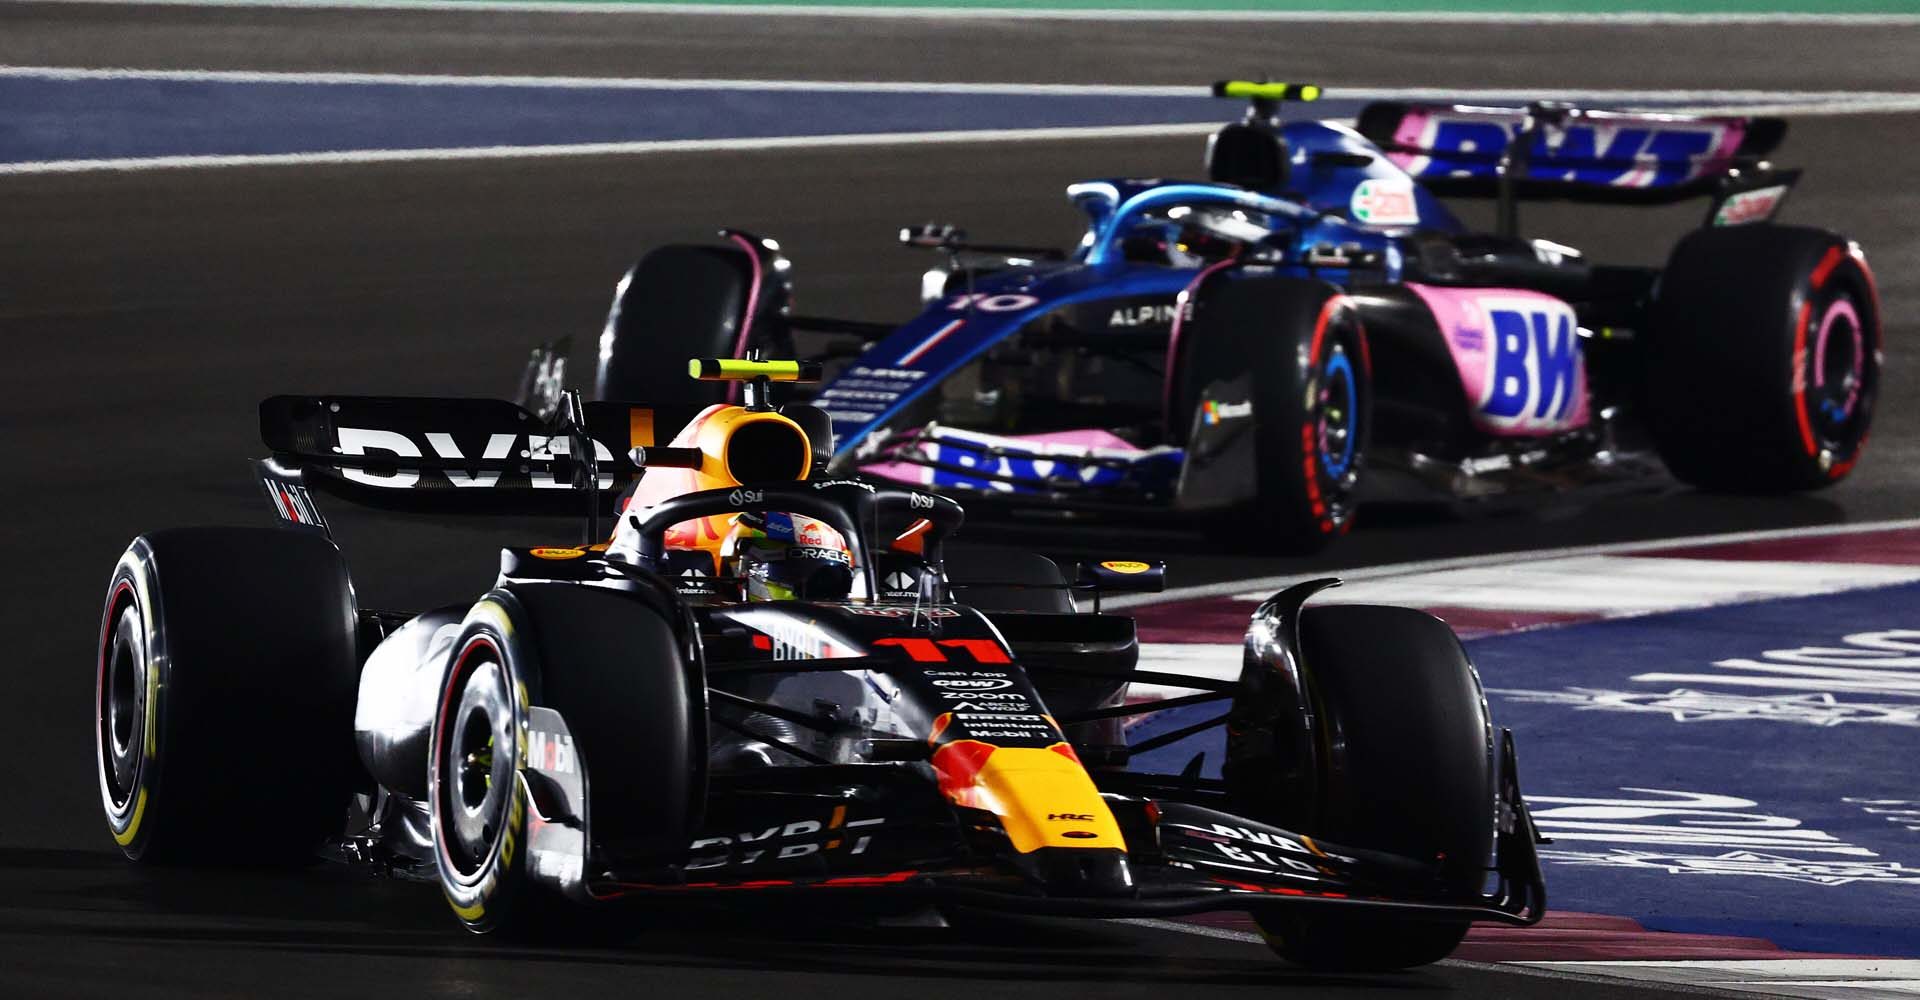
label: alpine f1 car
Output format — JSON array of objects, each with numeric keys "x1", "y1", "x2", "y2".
[
  {"x1": 585, "y1": 81, "x2": 1882, "y2": 553},
  {"x1": 96, "y1": 360, "x2": 1543, "y2": 970}
]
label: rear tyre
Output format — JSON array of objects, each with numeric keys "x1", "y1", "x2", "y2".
[
  {"x1": 430, "y1": 585, "x2": 701, "y2": 936},
  {"x1": 1251, "y1": 605, "x2": 1492, "y2": 971},
  {"x1": 1177, "y1": 276, "x2": 1369, "y2": 555},
  {"x1": 96, "y1": 527, "x2": 358, "y2": 864},
  {"x1": 1644, "y1": 225, "x2": 1880, "y2": 492},
  {"x1": 597, "y1": 243, "x2": 791, "y2": 407},
  {"x1": 942, "y1": 548, "x2": 1073, "y2": 613}
]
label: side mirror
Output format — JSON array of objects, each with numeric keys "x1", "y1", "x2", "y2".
[{"x1": 1075, "y1": 559, "x2": 1166, "y2": 594}]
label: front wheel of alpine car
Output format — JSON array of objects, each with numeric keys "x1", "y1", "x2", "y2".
[
  {"x1": 1175, "y1": 275, "x2": 1370, "y2": 555},
  {"x1": 1643, "y1": 224, "x2": 1881, "y2": 492},
  {"x1": 96, "y1": 526, "x2": 359, "y2": 864},
  {"x1": 1240, "y1": 604, "x2": 1492, "y2": 970}
]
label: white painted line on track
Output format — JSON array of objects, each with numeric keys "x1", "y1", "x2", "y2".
[
  {"x1": 1295, "y1": 555, "x2": 1920, "y2": 614},
  {"x1": 0, "y1": 121, "x2": 1224, "y2": 176},
  {"x1": 1105, "y1": 517, "x2": 1920, "y2": 610},
  {"x1": 1523, "y1": 960, "x2": 1920, "y2": 997},
  {"x1": 21, "y1": 0, "x2": 1920, "y2": 26},
  {"x1": 7, "y1": 66, "x2": 1913, "y2": 175},
  {"x1": 1114, "y1": 917, "x2": 1264, "y2": 945},
  {"x1": 6, "y1": 65, "x2": 1915, "y2": 109}
]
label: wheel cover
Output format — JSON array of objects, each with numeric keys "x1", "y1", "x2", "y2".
[
  {"x1": 1317, "y1": 342, "x2": 1359, "y2": 481},
  {"x1": 439, "y1": 652, "x2": 515, "y2": 877},
  {"x1": 1810, "y1": 295, "x2": 1867, "y2": 446},
  {"x1": 97, "y1": 599, "x2": 146, "y2": 817}
]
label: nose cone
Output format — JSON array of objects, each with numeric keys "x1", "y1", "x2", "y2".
[{"x1": 1019, "y1": 847, "x2": 1136, "y2": 898}]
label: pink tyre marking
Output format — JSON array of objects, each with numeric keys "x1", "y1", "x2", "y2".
[
  {"x1": 724, "y1": 232, "x2": 764, "y2": 405},
  {"x1": 1813, "y1": 297, "x2": 1864, "y2": 419}
]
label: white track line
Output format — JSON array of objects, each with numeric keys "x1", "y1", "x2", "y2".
[
  {"x1": 0, "y1": 121, "x2": 1225, "y2": 176},
  {"x1": 1105, "y1": 517, "x2": 1920, "y2": 610},
  {"x1": 21, "y1": 0, "x2": 1920, "y2": 26},
  {"x1": 5, "y1": 67, "x2": 1912, "y2": 175},
  {"x1": 1115, "y1": 917, "x2": 1264, "y2": 944},
  {"x1": 1523, "y1": 960, "x2": 1920, "y2": 997},
  {"x1": 6, "y1": 66, "x2": 1914, "y2": 108}
]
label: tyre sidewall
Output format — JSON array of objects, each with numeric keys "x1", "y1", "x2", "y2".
[
  {"x1": 1252, "y1": 604, "x2": 1491, "y2": 969},
  {"x1": 598, "y1": 244, "x2": 789, "y2": 406},
  {"x1": 95, "y1": 527, "x2": 358, "y2": 864},
  {"x1": 1647, "y1": 225, "x2": 1881, "y2": 490},
  {"x1": 1179, "y1": 276, "x2": 1370, "y2": 551},
  {"x1": 430, "y1": 597, "x2": 537, "y2": 934},
  {"x1": 97, "y1": 548, "x2": 165, "y2": 859}
]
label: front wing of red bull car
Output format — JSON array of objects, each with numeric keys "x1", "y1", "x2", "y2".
[{"x1": 94, "y1": 367, "x2": 1537, "y2": 972}]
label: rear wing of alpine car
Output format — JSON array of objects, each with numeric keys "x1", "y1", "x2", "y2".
[
  {"x1": 1359, "y1": 100, "x2": 1789, "y2": 196},
  {"x1": 256, "y1": 394, "x2": 704, "y2": 523},
  {"x1": 1355, "y1": 101, "x2": 1795, "y2": 217}
]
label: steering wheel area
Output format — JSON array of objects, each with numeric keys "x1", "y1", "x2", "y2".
[{"x1": 626, "y1": 480, "x2": 965, "y2": 601}]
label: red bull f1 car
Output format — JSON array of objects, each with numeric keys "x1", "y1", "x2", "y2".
[
  {"x1": 584, "y1": 81, "x2": 1881, "y2": 553},
  {"x1": 95, "y1": 361, "x2": 1544, "y2": 970}
]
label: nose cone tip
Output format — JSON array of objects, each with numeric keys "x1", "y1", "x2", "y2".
[{"x1": 1023, "y1": 847, "x2": 1135, "y2": 898}]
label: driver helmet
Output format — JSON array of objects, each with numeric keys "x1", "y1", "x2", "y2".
[{"x1": 724, "y1": 511, "x2": 854, "y2": 602}]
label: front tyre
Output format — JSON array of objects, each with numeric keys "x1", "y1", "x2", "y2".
[
  {"x1": 1251, "y1": 605, "x2": 1492, "y2": 971},
  {"x1": 96, "y1": 527, "x2": 359, "y2": 864},
  {"x1": 1644, "y1": 225, "x2": 1881, "y2": 492},
  {"x1": 430, "y1": 613, "x2": 540, "y2": 935},
  {"x1": 429, "y1": 586, "x2": 702, "y2": 936},
  {"x1": 1177, "y1": 276, "x2": 1370, "y2": 554}
]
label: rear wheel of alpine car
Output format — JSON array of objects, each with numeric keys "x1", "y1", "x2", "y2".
[
  {"x1": 96, "y1": 526, "x2": 359, "y2": 864},
  {"x1": 1177, "y1": 275, "x2": 1370, "y2": 555},
  {"x1": 430, "y1": 584, "x2": 703, "y2": 936},
  {"x1": 597, "y1": 242, "x2": 791, "y2": 407},
  {"x1": 1644, "y1": 224, "x2": 1880, "y2": 492},
  {"x1": 1251, "y1": 605, "x2": 1492, "y2": 971}
]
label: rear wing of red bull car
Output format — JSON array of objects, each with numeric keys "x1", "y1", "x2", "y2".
[
  {"x1": 1355, "y1": 101, "x2": 1797, "y2": 233},
  {"x1": 255, "y1": 393, "x2": 708, "y2": 535}
]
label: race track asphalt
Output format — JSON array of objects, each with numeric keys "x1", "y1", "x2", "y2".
[{"x1": 3, "y1": 4, "x2": 1917, "y2": 996}]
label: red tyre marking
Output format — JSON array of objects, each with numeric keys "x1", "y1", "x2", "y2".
[
  {"x1": 1302, "y1": 296, "x2": 1350, "y2": 531},
  {"x1": 1852, "y1": 244, "x2": 1884, "y2": 330},
  {"x1": 1792, "y1": 301, "x2": 1817, "y2": 457},
  {"x1": 1810, "y1": 245, "x2": 1845, "y2": 290}
]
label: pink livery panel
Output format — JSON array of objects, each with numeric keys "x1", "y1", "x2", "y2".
[{"x1": 1404, "y1": 284, "x2": 1590, "y2": 437}]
